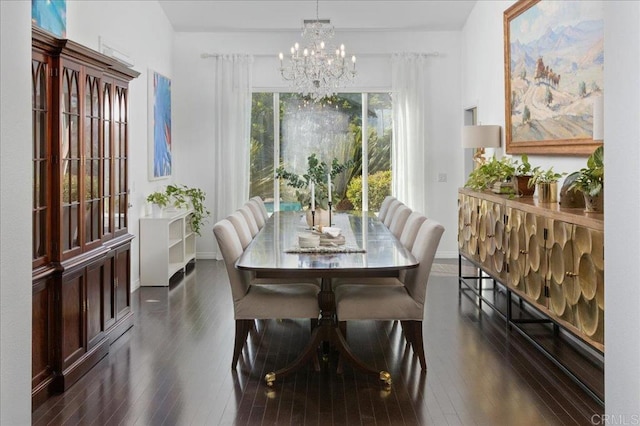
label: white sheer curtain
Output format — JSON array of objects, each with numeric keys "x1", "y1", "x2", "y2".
[
  {"x1": 391, "y1": 53, "x2": 429, "y2": 213},
  {"x1": 212, "y1": 54, "x2": 253, "y2": 259}
]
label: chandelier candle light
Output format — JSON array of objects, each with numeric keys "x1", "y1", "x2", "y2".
[
  {"x1": 327, "y1": 173, "x2": 332, "y2": 227},
  {"x1": 278, "y1": 0, "x2": 357, "y2": 101},
  {"x1": 310, "y1": 181, "x2": 316, "y2": 227}
]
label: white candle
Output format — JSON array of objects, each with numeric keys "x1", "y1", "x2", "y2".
[
  {"x1": 310, "y1": 182, "x2": 315, "y2": 211},
  {"x1": 327, "y1": 173, "x2": 332, "y2": 203}
]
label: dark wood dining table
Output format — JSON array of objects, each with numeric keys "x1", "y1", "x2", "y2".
[{"x1": 235, "y1": 210, "x2": 418, "y2": 387}]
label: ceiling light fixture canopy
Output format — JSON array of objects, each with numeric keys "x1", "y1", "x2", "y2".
[{"x1": 278, "y1": 0, "x2": 356, "y2": 101}]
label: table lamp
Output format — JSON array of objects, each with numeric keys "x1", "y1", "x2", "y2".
[{"x1": 462, "y1": 125, "x2": 501, "y2": 167}]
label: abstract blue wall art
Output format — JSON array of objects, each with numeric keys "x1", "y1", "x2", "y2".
[
  {"x1": 32, "y1": 0, "x2": 66, "y2": 38},
  {"x1": 150, "y1": 71, "x2": 172, "y2": 179}
]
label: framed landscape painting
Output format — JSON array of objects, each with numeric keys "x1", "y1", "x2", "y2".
[
  {"x1": 504, "y1": 0, "x2": 603, "y2": 155},
  {"x1": 149, "y1": 70, "x2": 172, "y2": 180}
]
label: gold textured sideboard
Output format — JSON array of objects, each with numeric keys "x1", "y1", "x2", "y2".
[{"x1": 457, "y1": 188, "x2": 604, "y2": 352}]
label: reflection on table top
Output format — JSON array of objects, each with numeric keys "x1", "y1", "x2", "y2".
[{"x1": 235, "y1": 211, "x2": 418, "y2": 277}]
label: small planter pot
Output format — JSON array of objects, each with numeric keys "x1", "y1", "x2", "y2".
[
  {"x1": 151, "y1": 203, "x2": 165, "y2": 217},
  {"x1": 583, "y1": 190, "x2": 604, "y2": 213},
  {"x1": 537, "y1": 182, "x2": 558, "y2": 203},
  {"x1": 515, "y1": 175, "x2": 535, "y2": 197}
]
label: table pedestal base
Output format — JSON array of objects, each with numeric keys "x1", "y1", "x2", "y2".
[{"x1": 264, "y1": 278, "x2": 392, "y2": 388}]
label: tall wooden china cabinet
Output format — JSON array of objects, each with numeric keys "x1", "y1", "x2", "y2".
[{"x1": 31, "y1": 27, "x2": 139, "y2": 407}]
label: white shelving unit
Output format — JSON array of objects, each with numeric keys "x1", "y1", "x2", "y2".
[{"x1": 140, "y1": 208, "x2": 196, "y2": 286}]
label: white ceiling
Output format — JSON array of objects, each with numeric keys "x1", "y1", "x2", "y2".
[{"x1": 158, "y1": 0, "x2": 477, "y2": 33}]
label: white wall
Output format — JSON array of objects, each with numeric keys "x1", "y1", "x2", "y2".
[
  {"x1": 67, "y1": 0, "x2": 174, "y2": 290},
  {"x1": 463, "y1": 0, "x2": 640, "y2": 415},
  {"x1": 604, "y1": 1, "x2": 640, "y2": 418},
  {"x1": 0, "y1": 1, "x2": 32, "y2": 424},
  {"x1": 173, "y1": 30, "x2": 463, "y2": 257}
]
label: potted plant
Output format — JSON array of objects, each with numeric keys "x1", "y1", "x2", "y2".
[
  {"x1": 146, "y1": 191, "x2": 170, "y2": 217},
  {"x1": 276, "y1": 153, "x2": 354, "y2": 226},
  {"x1": 514, "y1": 154, "x2": 539, "y2": 197},
  {"x1": 528, "y1": 167, "x2": 566, "y2": 203},
  {"x1": 464, "y1": 156, "x2": 516, "y2": 194},
  {"x1": 568, "y1": 146, "x2": 604, "y2": 212},
  {"x1": 146, "y1": 184, "x2": 210, "y2": 235}
]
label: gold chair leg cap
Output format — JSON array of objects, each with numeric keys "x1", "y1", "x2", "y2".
[
  {"x1": 265, "y1": 372, "x2": 276, "y2": 387},
  {"x1": 379, "y1": 371, "x2": 392, "y2": 386}
]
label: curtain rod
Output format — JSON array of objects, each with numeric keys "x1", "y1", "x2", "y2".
[{"x1": 200, "y1": 52, "x2": 439, "y2": 59}]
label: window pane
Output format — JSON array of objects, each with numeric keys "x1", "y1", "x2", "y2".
[
  {"x1": 249, "y1": 92, "x2": 391, "y2": 213},
  {"x1": 279, "y1": 93, "x2": 359, "y2": 211},
  {"x1": 366, "y1": 93, "x2": 392, "y2": 211},
  {"x1": 249, "y1": 93, "x2": 275, "y2": 211}
]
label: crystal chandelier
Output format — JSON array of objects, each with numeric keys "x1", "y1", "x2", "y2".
[{"x1": 278, "y1": 0, "x2": 356, "y2": 101}]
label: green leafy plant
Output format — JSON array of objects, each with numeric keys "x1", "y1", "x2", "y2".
[
  {"x1": 146, "y1": 191, "x2": 170, "y2": 207},
  {"x1": 276, "y1": 153, "x2": 354, "y2": 210},
  {"x1": 569, "y1": 146, "x2": 604, "y2": 197},
  {"x1": 464, "y1": 156, "x2": 516, "y2": 191},
  {"x1": 146, "y1": 184, "x2": 210, "y2": 235},
  {"x1": 346, "y1": 170, "x2": 391, "y2": 211},
  {"x1": 528, "y1": 167, "x2": 567, "y2": 187},
  {"x1": 515, "y1": 154, "x2": 539, "y2": 176},
  {"x1": 512, "y1": 154, "x2": 540, "y2": 197}
]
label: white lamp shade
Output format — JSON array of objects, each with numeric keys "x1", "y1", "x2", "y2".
[
  {"x1": 462, "y1": 125, "x2": 501, "y2": 148},
  {"x1": 593, "y1": 96, "x2": 604, "y2": 141}
]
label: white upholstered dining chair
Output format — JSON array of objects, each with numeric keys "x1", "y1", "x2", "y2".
[
  {"x1": 238, "y1": 205, "x2": 260, "y2": 237},
  {"x1": 388, "y1": 204, "x2": 412, "y2": 239},
  {"x1": 334, "y1": 218, "x2": 444, "y2": 370},
  {"x1": 383, "y1": 199, "x2": 403, "y2": 228},
  {"x1": 377, "y1": 196, "x2": 396, "y2": 223},
  {"x1": 246, "y1": 199, "x2": 266, "y2": 229},
  {"x1": 250, "y1": 196, "x2": 270, "y2": 221},
  {"x1": 228, "y1": 211, "x2": 253, "y2": 249},
  {"x1": 213, "y1": 219, "x2": 320, "y2": 369},
  {"x1": 399, "y1": 212, "x2": 427, "y2": 252}
]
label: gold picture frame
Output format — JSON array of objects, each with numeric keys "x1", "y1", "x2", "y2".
[{"x1": 503, "y1": 0, "x2": 603, "y2": 155}]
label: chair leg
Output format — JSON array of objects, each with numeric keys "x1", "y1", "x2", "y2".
[
  {"x1": 400, "y1": 320, "x2": 414, "y2": 347},
  {"x1": 410, "y1": 321, "x2": 427, "y2": 371},
  {"x1": 232, "y1": 320, "x2": 251, "y2": 369}
]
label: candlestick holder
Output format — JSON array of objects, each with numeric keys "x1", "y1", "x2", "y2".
[{"x1": 328, "y1": 201, "x2": 332, "y2": 227}]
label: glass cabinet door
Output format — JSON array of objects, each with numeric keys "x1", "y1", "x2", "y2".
[
  {"x1": 102, "y1": 82, "x2": 113, "y2": 238},
  {"x1": 32, "y1": 55, "x2": 49, "y2": 268},
  {"x1": 114, "y1": 85, "x2": 129, "y2": 235},
  {"x1": 84, "y1": 73, "x2": 102, "y2": 249},
  {"x1": 61, "y1": 64, "x2": 82, "y2": 257}
]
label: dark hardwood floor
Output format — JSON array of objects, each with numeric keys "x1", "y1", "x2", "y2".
[{"x1": 32, "y1": 259, "x2": 603, "y2": 425}]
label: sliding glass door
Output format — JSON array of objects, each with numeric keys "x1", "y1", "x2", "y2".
[{"x1": 250, "y1": 92, "x2": 392, "y2": 212}]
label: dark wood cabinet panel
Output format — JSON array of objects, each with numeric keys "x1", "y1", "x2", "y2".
[
  {"x1": 32, "y1": 273, "x2": 54, "y2": 407},
  {"x1": 86, "y1": 259, "x2": 106, "y2": 349},
  {"x1": 115, "y1": 245, "x2": 131, "y2": 320},
  {"x1": 103, "y1": 250, "x2": 116, "y2": 331},
  {"x1": 60, "y1": 271, "x2": 84, "y2": 371},
  {"x1": 31, "y1": 27, "x2": 139, "y2": 409}
]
